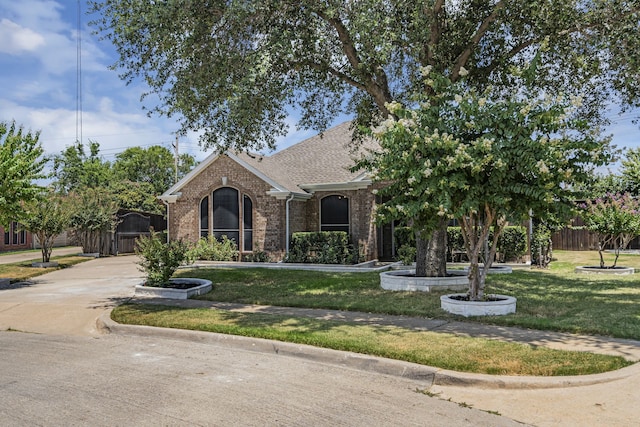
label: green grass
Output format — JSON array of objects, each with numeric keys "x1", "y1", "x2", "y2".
[
  {"x1": 0, "y1": 255, "x2": 92, "y2": 281},
  {"x1": 112, "y1": 250, "x2": 640, "y2": 375},
  {"x1": 174, "y1": 251, "x2": 640, "y2": 339},
  {"x1": 112, "y1": 303, "x2": 631, "y2": 376}
]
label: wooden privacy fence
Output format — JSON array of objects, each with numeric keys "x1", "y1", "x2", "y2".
[{"x1": 551, "y1": 216, "x2": 640, "y2": 251}]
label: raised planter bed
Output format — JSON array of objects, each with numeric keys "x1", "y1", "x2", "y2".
[
  {"x1": 463, "y1": 265, "x2": 513, "y2": 274},
  {"x1": 441, "y1": 293, "x2": 517, "y2": 317},
  {"x1": 574, "y1": 266, "x2": 635, "y2": 275},
  {"x1": 134, "y1": 278, "x2": 212, "y2": 299},
  {"x1": 31, "y1": 261, "x2": 59, "y2": 268},
  {"x1": 380, "y1": 270, "x2": 468, "y2": 292}
]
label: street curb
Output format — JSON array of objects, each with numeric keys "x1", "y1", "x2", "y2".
[{"x1": 97, "y1": 310, "x2": 639, "y2": 390}]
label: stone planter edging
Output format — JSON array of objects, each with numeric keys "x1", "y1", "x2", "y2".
[
  {"x1": 441, "y1": 293, "x2": 517, "y2": 317},
  {"x1": 574, "y1": 266, "x2": 634, "y2": 275},
  {"x1": 463, "y1": 265, "x2": 513, "y2": 274},
  {"x1": 31, "y1": 261, "x2": 59, "y2": 268},
  {"x1": 135, "y1": 278, "x2": 212, "y2": 300},
  {"x1": 380, "y1": 270, "x2": 469, "y2": 292}
]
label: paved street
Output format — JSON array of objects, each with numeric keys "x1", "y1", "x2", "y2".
[
  {"x1": 0, "y1": 332, "x2": 521, "y2": 426},
  {"x1": 0, "y1": 255, "x2": 523, "y2": 426}
]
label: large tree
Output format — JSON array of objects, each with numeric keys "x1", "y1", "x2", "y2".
[
  {"x1": 91, "y1": 0, "x2": 640, "y2": 274},
  {"x1": 113, "y1": 146, "x2": 196, "y2": 195},
  {"x1": 52, "y1": 141, "x2": 113, "y2": 194},
  {"x1": 0, "y1": 121, "x2": 46, "y2": 227}
]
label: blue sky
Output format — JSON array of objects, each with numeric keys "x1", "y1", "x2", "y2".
[{"x1": 0, "y1": 0, "x2": 638, "y2": 170}]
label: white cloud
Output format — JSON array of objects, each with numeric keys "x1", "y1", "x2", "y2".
[{"x1": 0, "y1": 18, "x2": 45, "y2": 53}]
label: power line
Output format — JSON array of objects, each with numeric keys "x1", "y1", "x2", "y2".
[{"x1": 76, "y1": 0, "x2": 83, "y2": 145}]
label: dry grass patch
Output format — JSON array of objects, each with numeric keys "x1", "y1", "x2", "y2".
[{"x1": 112, "y1": 304, "x2": 631, "y2": 376}]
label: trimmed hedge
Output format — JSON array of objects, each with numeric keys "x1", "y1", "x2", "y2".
[
  {"x1": 286, "y1": 231, "x2": 356, "y2": 264},
  {"x1": 394, "y1": 225, "x2": 527, "y2": 262}
]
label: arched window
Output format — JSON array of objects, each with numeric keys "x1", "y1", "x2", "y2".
[
  {"x1": 320, "y1": 195, "x2": 349, "y2": 234},
  {"x1": 200, "y1": 196, "x2": 209, "y2": 237},
  {"x1": 213, "y1": 187, "x2": 240, "y2": 244}
]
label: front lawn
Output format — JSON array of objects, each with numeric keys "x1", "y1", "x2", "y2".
[
  {"x1": 172, "y1": 250, "x2": 640, "y2": 339},
  {"x1": 112, "y1": 250, "x2": 640, "y2": 375}
]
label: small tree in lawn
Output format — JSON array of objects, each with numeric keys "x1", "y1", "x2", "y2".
[
  {"x1": 135, "y1": 229, "x2": 191, "y2": 287},
  {"x1": 21, "y1": 191, "x2": 72, "y2": 263},
  {"x1": 580, "y1": 193, "x2": 640, "y2": 268},
  {"x1": 362, "y1": 68, "x2": 613, "y2": 300}
]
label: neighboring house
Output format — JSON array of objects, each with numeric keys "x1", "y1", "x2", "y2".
[
  {"x1": 0, "y1": 222, "x2": 32, "y2": 252},
  {"x1": 159, "y1": 122, "x2": 394, "y2": 261}
]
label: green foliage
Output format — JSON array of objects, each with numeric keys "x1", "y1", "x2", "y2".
[
  {"x1": 113, "y1": 146, "x2": 196, "y2": 195},
  {"x1": 188, "y1": 235, "x2": 239, "y2": 261},
  {"x1": 396, "y1": 244, "x2": 416, "y2": 266},
  {"x1": 20, "y1": 191, "x2": 72, "y2": 263},
  {"x1": 68, "y1": 188, "x2": 120, "y2": 254},
  {"x1": 620, "y1": 147, "x2": 640, "y2": 196},
  {"x1": 52, "y1": 141, "x2": 113, "y2": 194},
  {"x1": 242, "y1": 251, "x2": 270, "y2": 263},
  {"x1": 580, "y1": 193, "x2": 640, "y2": 268},
  {"x1": 0, "y1": 121, "x2": 46, "y2": 227},
  {"x1": 393, "y1": 226, "x2": 415, "y2": 248},
  {"x1": 91, "y1": 1, "x2": 640, "y2": 153},
  {"x1": 52, "y1": 142, "x2": 194, "y2": 214},
  {"x1": 135, "y1": 230, "x2": 191, "y2": 287},
  {"x1": 498, "y1": 227, "x2": 527, "y2": 262},
  {"x1": 286, "y1": 232, "x2": 354, "y2": 264},
  {"x1": 360, "y1": 69, "x2": 612, "y2": 299}
]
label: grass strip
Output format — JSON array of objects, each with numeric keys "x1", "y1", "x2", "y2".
[
  {"x1": 0, "y1": 256, "x2": 92, "y2": 282},
  {"x1": 112, "y1": 303, "x2": 631, "y2": 376}
]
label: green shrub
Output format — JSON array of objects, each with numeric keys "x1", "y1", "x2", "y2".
[
  {"x1": 135, "y1": 230, "x2": 191, "y2": 287},
  {"x1": 286, "y1": 231, "x2": 354, "y2": 264},
  {"x1": 189, "y1": 235, "x2": 239, "y2": 261},
  {"x1": 394, "y1": 226, "x2": 415, "y2": 248},
  {"x1": 396, "y1": 244, "x2": 417, "y2": 265},
  {"x1": 531, "y1": 223, "x2": 553, "y2": 268},
  {"x1": 242, "y1": 251, "x2": 270, "y2": 262},
  {"x1": 498, "y1": 226, "x2": 527, "y2": 262}
]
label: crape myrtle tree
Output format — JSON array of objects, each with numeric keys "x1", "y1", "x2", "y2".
[
  {"x1": 21, "y1": 190, "x2": 72, "y2": 263},
  {"x1": 91, "y1": 0, "x2": 640, "y2": 276},
  {"x1": 580, "y1": 193, "x2": 640, "y2": 269},
  {"x1": 358, "y1": 69, "x2": 612, "y2": 299},
  {"x1": 0, "y1": 121, "x2": 46, "y2": 227}
]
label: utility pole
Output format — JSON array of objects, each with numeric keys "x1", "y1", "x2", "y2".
[{"x1": 172, "y1": 135, "x2": 179, "y2": 185}]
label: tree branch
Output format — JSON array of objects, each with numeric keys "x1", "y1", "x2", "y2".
[
  {"x1": 424, "y1": 0, "x2": 445, "y2": 66},
  {"x1": 314, "y1": 9, "x2": 392, "y2": 115},
  {"x1": 451, "y1": 0, "x2": 505, "y2": 82}
]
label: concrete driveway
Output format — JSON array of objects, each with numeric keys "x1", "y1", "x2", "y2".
[{"x1": 0, "y1": 254, "x2": 142, "y2": 336}]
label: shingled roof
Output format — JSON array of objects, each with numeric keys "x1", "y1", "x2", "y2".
[
  {"x1": 160, "y1": 121, "x2": 379, "y2": 201},
  {"x1": 239, "y1": 121, "x2": 379, "y2": 192}
]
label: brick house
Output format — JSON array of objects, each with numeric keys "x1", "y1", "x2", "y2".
[
  {"x1": 159, "y1": 122, "x2": 394, "y2": 261},
  {"x1": 0, "y1": 222, "x2": 32, "y2": 252}
]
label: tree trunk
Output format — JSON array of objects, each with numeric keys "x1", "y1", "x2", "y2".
[{"x1": 415, "y1": 219, "x2": 447, "y2": 277}]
